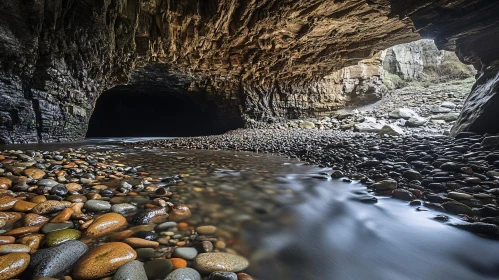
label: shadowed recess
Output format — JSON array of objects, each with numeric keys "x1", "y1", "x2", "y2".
[{"x1": 86, "y1": 85, "x2": 241, "y2": 138}]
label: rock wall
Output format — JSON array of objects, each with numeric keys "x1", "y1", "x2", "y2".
[{"x1": 0, "y1": 0, "x2": 498, "y2": 143}]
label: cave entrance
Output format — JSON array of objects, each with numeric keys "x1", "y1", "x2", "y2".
[{"x1": 86, "y1": 85, "x2": 240, "y2": 138}]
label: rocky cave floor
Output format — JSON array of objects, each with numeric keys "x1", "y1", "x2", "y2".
[
  {"x1": 132, "y1": 77, "x2": 499, "y2": 240},
  {"x1": 249, "y1": 77, "x2": 476, "y2": 136}
]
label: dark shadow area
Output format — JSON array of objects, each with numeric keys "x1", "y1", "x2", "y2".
[{"x1": 86, "y1": 86, "x2": 240, "y2": 138}]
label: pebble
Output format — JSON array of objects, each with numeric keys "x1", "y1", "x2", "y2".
[
  {"x1": 0, "y1": 244, "x2": 31, "y2": 254},
  {"x1": 30, "y1": 240, "x2": 88, "y2": 278},
  {"x1": 144, "y1": 259, "x2": 173, "y2": 278},
  {"x1": 194, "y1": 253, "x2": 249, "y2": 273},
  {"x1": 45, "y1": 229, "x2": 81, "y2": 247},
  {"x1": 196, "y1": 225, "x2": 217, "y2": 235},
  {"x1": 112, "y1": 260, "x2": 148, "y2": 280},
  {"x1": 374, "y1": 180, "x2": 397, "y2": 190},
  {"x1": 85, "y1": 213, "x2": 127, "y2": 238},
  {"x1": 173, "y1": 247, "x2": 198, "y2": 260},
  {"x1": 84, "y1": 199, "x2": 112, "y2": 211},
  {"x1": 41, "y1": 222, "x2": 74, "y2": 233},
  {"x1": 168, "y1": 204, "x2": 192, "y2": 222},
  {"x1": 209, "y1": 272, "x2": 238, "y2": 280},
  {"x1": 165, "y1": 267, "x2": 201, "y2": 280},
  {"x1": 111, "y1": 203, "x2": 137, "y2": 214},
  {"x1": 73, "y1": 242, "x2": 137, "y2": 279},
  {"x1": 0, "y1": 252, "x2": 30, "y2": 279}
]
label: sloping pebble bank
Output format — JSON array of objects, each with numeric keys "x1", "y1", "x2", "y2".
[{"x1": 0, "y1": 148, "x2": 252, "y2": 279}]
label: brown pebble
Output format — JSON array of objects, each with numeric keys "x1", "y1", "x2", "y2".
[
  {"x1": 86, "y1": 193, "x2": 101, "y2": 200},
  {"x1": 0, "y1": 212, "x2": 22, "y2": 226},
  {"x1": 16, "y1": 234, "x2": 43, "y2": 253},
  {"x1": 0, "y1": 196, "x2": 18, "y2": 211},
  {"x1": 32, "y1": 200, "x2": 70, "y2": 215},
  {"x1": 66, "y1": 194, "x2": 87, "y2": 203},
  {"x1": 237, "y1": 273, "x2": 254, "y2": 280},
  {"x1": 108, "y1": 230, "x2": 134, "y2": 241},
  {"x1": 73, "y1": 242, "x2": 136, "y2": 279},
  {"x1": 23, "y1": 213, "x2": 50, "y2": 227},
  {"x1": 168, "y1": 204, "x2": 191, "y2": 222},
  {"x1": 66, "y1": 183, "x2": 82, "y2": 192},
  {"x1": 50, "y1": 208, "x2": 74, "y2": 223},
  {"x1": 85, "y1": 213, "x2": 127, "y2": 238},
  {"x1": 0, "y1": 252, "x2": 30, "y2": 279},
  {"x1": 0, "y1": 236, "x2": 15, "y2": 245},
  {"x1": 13, "y1": 200, "x2": 37, "y2": 212},
  {"x1": 123, "y1": 237, "x2": 159, "y2": 248},
  {"x1": 23, "y1": 168, "x2": 46, "y2": 179},
  {"x1": 30, "y1": 195, "x2": 47, "y2": 203},
  {"x1": 2, "y1": 226, "x2": 40, "y2": 237},
  {"x1": 0, "y1": 178, "x2": 12, "y2": 190}
]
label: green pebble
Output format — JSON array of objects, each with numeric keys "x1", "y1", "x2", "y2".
[{"x1": 45, "y1": 229, "x2": 81, "y2": 247}]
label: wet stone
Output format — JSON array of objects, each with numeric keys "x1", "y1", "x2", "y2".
[
  {"x1": 165, "y1": 267, "x2": 201, "y2": 280},
  {"x1": 84, "y1": 199, "x2": 111, "y2": 212},
  {"x1": 194, "y1": 253, "x2": 249, "y2": 273},
  {"x1": 112, "y1": 260, "x2": 147, "y2": 280},
  {"x1": 111, "y1": 203, "x2": 137, "y2": 215},
  {"x1": 30, "y1": 240, "x2": 88, "y2": 278},
  {"x1": 209, "y1": 272, "x2": 238, "y2": 280},
  {"x1": 41, "y1": 222, "x2": 74, "y2": 233},
  {"x1": 144, "y1": 259, "x2": 173, "y2": 279},
  {"x1": 45, "y1": 229, "x2": 81, "y2": 247},
  {"x1": 173, "y1": 247, "x2": 198, "y2": 260}
]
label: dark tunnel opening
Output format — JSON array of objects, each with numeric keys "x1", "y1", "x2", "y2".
[{"x1": 86, "y1": 86, "x2": 242, "y2": 138}]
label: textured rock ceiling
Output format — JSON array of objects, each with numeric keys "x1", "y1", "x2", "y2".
[{"x1": 136, "y1": 0, "x2": 419, "y2": 84}]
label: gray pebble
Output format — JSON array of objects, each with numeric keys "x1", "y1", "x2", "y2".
[
  {"x1": 165, "y1": 268, "x2": 201, "y2": 280},
  {"x1": 173, "y1": 247, "x2": 198, "y2": 260},
  {"x1": 112, "y1": 260, "x2": 147, "y2": 280},
  {"x1": 29, "y1": 240, "x2": 88, "y2": 278},
  {"x1": 84, "y1": 200, "x2": 111, "y2": 211}
]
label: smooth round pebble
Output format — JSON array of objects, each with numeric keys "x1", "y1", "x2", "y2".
[
  {"x1": 173, "y1": 247, "x2": 198, "y2": 260},
  {"x1": 194, "y1": 253, "x2": 249, "y2": 273},
  {"x1": 144, "y1": 259, "x2": 173, "y2": 279},
  {"x1": 165, "y1": 267, "x2": 201, "y2": 280},
  {"x1": 112, "y1": 260, "x2": 147, "y2": 280}
]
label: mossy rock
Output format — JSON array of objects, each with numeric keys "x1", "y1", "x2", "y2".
[{"x1": 45, "y1": 229, "x2": 81, "y2": 247}]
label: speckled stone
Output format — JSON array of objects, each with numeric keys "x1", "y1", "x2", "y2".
[
  {"x1": 194, "y1": 253, "x2": 249, "y2": 274},
  {"x1": 0, "y1": 253, "x2": 30, "y2": 279},
  {"x1": 84, "y1": 213, "x2": 127, "y2": 238},
  {"x1": 112, "y1": 260, "x2": 147, "y2": 280},
  {"x1": 45, "y1": 229, "x2": 81, "y2": 247},
  {"x1": 73, "y1": 242, "x2": 136, "y2": 279},
  {"x1": 144, "y1": 259, "x2": 173, "y2": 279},
  {"x1": 30, "y1": 240, "x2": 88, "y2": 278},
  {"x1": 32, "y1": 200, "x2": 69, "y2": 214},
  {"x1": 165, "y1": 267, "x2": 201, "y2": 280}
]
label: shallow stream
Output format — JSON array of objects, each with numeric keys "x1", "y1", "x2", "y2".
[{"x1": 4, "y1": 138, "x2": 499, "y2": 280}]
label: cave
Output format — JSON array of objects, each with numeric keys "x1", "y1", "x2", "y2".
[{"x1": 86, "y1": 85, "x2": 242, "y2": 138}]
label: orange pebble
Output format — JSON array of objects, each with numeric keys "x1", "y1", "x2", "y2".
[
  {"x1": 170, "y1": 258, "x2": 187, "y2": 269},
  {"x1": 177, "y1": 222, "x2": 189, "y2": 231},
  {"x1": 50, "y1": 208, "x2": 74, "y2": 223}
]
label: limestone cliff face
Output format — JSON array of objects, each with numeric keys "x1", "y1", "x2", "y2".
[{"x1": 0, "y1": 0, "x2": 498, "y2": 143}]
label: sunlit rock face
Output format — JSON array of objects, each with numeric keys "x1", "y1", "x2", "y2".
[{"x1": 0, "y1": 0, "x2": 498, "y2": 143}]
